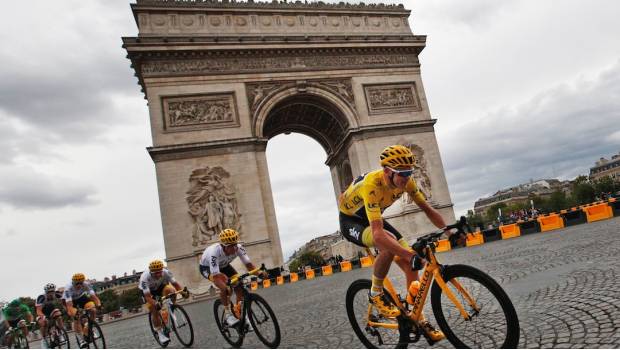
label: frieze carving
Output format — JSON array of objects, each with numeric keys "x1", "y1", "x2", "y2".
[
  {"x1": 186, "y1": 166, "x2": 242, "y2": 246},
  {"x1": 404, "y1": 144, "x2": 433, "y2": 203},
  {"x1": 162, "y1": 93, "x2": 239, "y2": 132},
  {"x1": 136, "y1": 0, "x2": 405, "y2": 11},
  {"x1": 364, "y1": 82, "x2": 421, "y2": 115},
  {"x1": 245, "y1": 78, "x2": 355, "y2": 115},
  {"x1": 142, "y1": 51, "x2": 418, "y2": 77}
]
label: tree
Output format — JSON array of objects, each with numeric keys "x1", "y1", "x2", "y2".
[
  {"x1": 119, "y1": 288, "x2": 143, "y2": 310},
  {"x1": 546, "y1": 191, "x2": 568, "y2": 213},
  {"x1": 572, "y1": 182, "x2": 596, "y2": 205},
  {"x1": 288, "y1": 250, "x2": 326, "y2": 272},
  {"x1": 99, "y1": 289, "x2": 120, "y2": 313},
  {"x1": 593, "y1": 176, "x2": 617, "y2": 197},
  {"x1": 18, "y1": 297, "x2": 36, "y2": 313},
  {"x1": 466, "y1": 210, "x2": 484, "y2": 229},
  {"x1": 484, "y1": 203, "x2": 506, "y2": 223}
]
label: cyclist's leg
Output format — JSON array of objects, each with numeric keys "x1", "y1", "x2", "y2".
[
  {"x1": 37, "y1": 314, "x2": 48, "y2": 337},
  {"x1": 382, "y1": 220, "x2": 418, "y2": 288},
  {"x1": 50, "y1": 309, "x2": 63, "y2": 330},
  {"x1": 143, "y1": 288, "x2": 162, "y2": 329},
  {"x1": 161, "y1": 283, "x2": 177, "y2": 304}
]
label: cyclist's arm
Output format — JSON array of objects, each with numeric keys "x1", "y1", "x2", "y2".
[
  {"x1": 35, "y1": 305, "x2": 44, "y2": 318},
  {"x1": 172, "y1": 281, "x2": 183, "y2": 291},
  {"x1": 91, "y1": 294, "x2": 101, "y2": 308},
  {"x1": 413, "y1": 196, "x2": 446, "y2": 229}
]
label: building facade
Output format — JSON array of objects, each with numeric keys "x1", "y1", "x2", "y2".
[{"x1": 590, "y1": 152, "x2": 620, "y2": 182}]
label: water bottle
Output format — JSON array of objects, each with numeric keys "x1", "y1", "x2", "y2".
[{"x1": 406, "y1": 281, "x2": 421, "y2": 305}]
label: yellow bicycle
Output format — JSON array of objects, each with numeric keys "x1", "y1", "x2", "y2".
[{"x1": 346, "y1": 220, "x2": 520, "y2": 348}]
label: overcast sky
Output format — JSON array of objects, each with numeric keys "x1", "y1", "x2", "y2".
[{"x1": 1, "y1": 0, "x2": 619, "y2": 301}]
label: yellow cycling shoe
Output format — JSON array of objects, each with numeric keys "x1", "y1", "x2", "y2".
[
  {"x1": 369, "y1": 292, "x2": 401, "y2": 318},
  {"x1": 420, "y1": 320, "x2": 445, "y2": 342}
]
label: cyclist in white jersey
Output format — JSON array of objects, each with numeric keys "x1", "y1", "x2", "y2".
[
  {"x1": 199, "y1": 229, "x2": 267, "y2": 327},
  {"x1": 63, "y1": 273, "x2": 101, "y2": 349},
  {"x1": 139, "y1": 260, "x2": 188, "y2": 344}
]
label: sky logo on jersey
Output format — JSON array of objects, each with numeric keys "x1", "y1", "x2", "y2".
[
  {"x1": 211, "y1": 256, "x2": 217, "y2": 267},
  {"x1": 348, "y1": 228, "x2": 360, "y2": 240}
]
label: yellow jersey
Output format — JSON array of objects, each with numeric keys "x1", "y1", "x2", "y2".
[{"x1": 338, "y1": 169, "x2": 426, "y2": 221}]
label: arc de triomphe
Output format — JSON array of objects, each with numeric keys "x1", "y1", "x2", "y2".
[{"x1": 123, "y1": 0, "x2": 455, "y2": 292}]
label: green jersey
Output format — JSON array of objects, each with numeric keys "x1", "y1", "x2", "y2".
[{"x1": 2, "y1": 301, "x2": 31, "y2": 321}]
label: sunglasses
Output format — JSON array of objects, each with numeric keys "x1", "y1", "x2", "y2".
[{"x1": 388, "y1": 167, "x2": 413, "y2": 178}]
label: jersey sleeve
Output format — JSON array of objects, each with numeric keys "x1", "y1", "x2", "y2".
[
  {"x1": 35, "y1": 295, "x2": 45, "y2": 307},
  {"x1": 63, "y1": 285, "x2": 72, "y2": 301},
  {"x1": 164, "y1": 270, "x2": 177, "y2": 284},
  {"x1": 406, "y1": 178, "x2": 426, "y2": 204},
  {"x1": 206, "y1": 247, "x2": 221, "y2": 276},
  {"x1": 360, "y1": 184, "x2": 382, "y2": 221},
  {"x1": 85, "y1": 283, "x2": 96, "y2": 296},
  {"x1": 138, "y1": 272, "x2": 149, "y2": 293},
  {"x1": 237, "y1": 244, "x2": 251, "y2": 265}
]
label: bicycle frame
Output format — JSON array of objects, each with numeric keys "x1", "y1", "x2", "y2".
[{"x1": 364, "y1": 243, "x2": 480, "y2": 331}]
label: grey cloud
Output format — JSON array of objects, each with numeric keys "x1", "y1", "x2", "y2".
[
  {"x1": 0, "y1": 1, "x2": 140, "y2": 147},
  {"x1": 442, "y1": 61, "x2": 620, "y2": 213},
  {"x1": 0, "y1": 166, "x2": 98, "y2": 209}
]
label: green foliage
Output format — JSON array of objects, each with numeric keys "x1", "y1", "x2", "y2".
[
  {"x1": 99, "y1": 289, "x2": 120, "y2": 313},
  {"x1": 593, "y1": 176, "x2": 618, "y2": 195},
  {"x1": 572, "y1": 182, "x2": 596, "y2": 205},
  {"x1": 288, "y1": 250, "x2": 326, "y2": 272},
  {"x1": 484, "y1": 202, "x2": 506, "y2": 223},
  {"x1": 466, "y1": 210, "x2": 484, "y2": 229},
  {"x1": 546, "y1": 191, "x2": 568, "y2": 213},
  {"x1": 119, "y1": 288, "x2": 143, "y2": 310}
]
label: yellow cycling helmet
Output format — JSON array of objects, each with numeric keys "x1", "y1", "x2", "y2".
[
  {"x1": 72, "y1": 273, "x2": 86, "y2": 284},
  {"x1": 219, "y1": 228, "x2": 240, "y2": 245},
  {"x1": 380, "y1": 145, "x2": 415, "y2": 170},
  {"x1": 149, "y1": 259, "x2": 165, "y2": 272}
]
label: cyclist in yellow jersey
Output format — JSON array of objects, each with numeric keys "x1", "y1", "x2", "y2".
[{"x1": 338, "y1": 145, "x2": 447, "y2": 342}]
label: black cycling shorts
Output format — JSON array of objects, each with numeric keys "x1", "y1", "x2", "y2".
[
  {"x1": 199, "y1": 264, "x2": 237, "y2": 281},
  {"x1": 339, "y1": 211, "x2": 404, "y2": 248}
]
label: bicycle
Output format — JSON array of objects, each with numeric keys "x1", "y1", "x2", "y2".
[
  {"x1": 147, "y1": 287, "x2": 194, "y2": 348},
  {"x1": 213, "y1": 272, "x2": 281, "y2": 348},
  {"x1": 42, "y1": 313, "x2": 70, "y2": 349},
  {"x1": 74, "y1": 307, "x2": 106, "y2": 348},
  {"x1": 346, "y1": 219, "x2": 520, "y2": 348},
  {"x1": 4, "y1": 321, "x2": 34, "y2": 349}
]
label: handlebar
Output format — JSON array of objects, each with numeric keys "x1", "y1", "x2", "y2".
[
  {"x1": 411, "y1": 218, "x2": 469, "y2": 256},
  {"x1": 160, "y1": 287, "x2": 190, "y2": 301}
]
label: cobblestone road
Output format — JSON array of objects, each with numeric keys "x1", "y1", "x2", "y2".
[{"x1": 71, "y1": 217, "x2": 620, "y2": 348}]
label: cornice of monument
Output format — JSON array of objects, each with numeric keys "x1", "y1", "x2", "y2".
[
  {"x1": 133, "y1": 0, "x2": 408, "y2": 13},
  {"x1": 147, "y1": 136, "x2": 269, "y2": 162}
]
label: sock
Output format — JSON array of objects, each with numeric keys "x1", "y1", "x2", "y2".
[{"x1": 371, "y1": 275, "x2": 384, "y2": 296}]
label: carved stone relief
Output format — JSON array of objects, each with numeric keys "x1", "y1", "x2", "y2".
[
  {"x1": 245, "y1": 78, "x2": 355, "y2": 115},
  {"x1": 141, "y1": 50, "x2": 419, "y2": 77},
  {"x1": 364, "y1": 82, "x2": 421, "y2": 115},
  {"x1": 403, "y1": 144, "x2": 433, "y2": 203},
  {"x1": 186, "y1": 166, "x2": 242, "y2": 247},
  {"x1": 162, "y1": 93, "x2": 239, "y2": 132}
]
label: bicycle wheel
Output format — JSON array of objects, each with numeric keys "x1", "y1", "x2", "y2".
[
  {"x1": 148, "y1": 311, "x2": 170, "y2": 348},
  {"x1": 171, "y1": 305, "x2": 194, "y2": 347},
  {"x1": 48, "y1": 324, "x2": 71, "y2": 349},
  {"x1": 13, "y1": 330, "x2": 29, "y2": 349},
  {"x1": 213, "y1": 299, "x2": 244, "y2": 348},
  {"x1": 247, "y1": 293, "x2": 281, "y2": 348},
  {"x1": 431, "y1": 264, "x2": 520, "y2": 348},
  {"x1": 87, "y1": 320, "x2": 106, "y2": 349},
  {"x1": 345, "y1": 279, "x2": 408, "y2": 349}
]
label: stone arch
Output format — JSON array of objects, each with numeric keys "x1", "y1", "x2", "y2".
[{"x1": 253, "y1": 85, "x2": 359, "y2": 153}]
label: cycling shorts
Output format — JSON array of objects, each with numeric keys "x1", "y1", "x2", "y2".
[{"x1": 339, "y1": 212, "x2": 410, "y2": 250}]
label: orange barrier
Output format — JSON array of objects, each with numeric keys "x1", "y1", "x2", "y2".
[
  {"x1": 465, "y1": 232, "x2": 484, "y2": 247},
  {"x1": 305, "y1": 269, "x2": 315, "y2": 280},
  {"x1": 583, "y1": 203, "x2": 614, "y2": 222},
  {"x1": 250, "y1": 281, "x2": 258, "y2": 291},
  {"x1": 262, "y1": 279, "x2": 271, "y2": 288},
  {"x1": 290, "y1": 273, "x2": 298, "y2": 283},
  {"x1": 340, "y1": 261, "x2": 352, "y2": 272},
  {"x1": 321, "y1": 265, "x2": 333, "y2": 276},
  {"x1": 360, "y1": 256, "x2": 373, "y2": 267},
  {"x1": 276, "y1": 276, "x2": 284, "y2": 285},
  {"x1": 538, "y1": 213, "x2": 564, "y2": 232},
  {"x1": 500, "y1": 224, "x2": 521, "y2": 240},
  {"x1": 435, "y1": 239, "x2": 451, "y2": 252}
]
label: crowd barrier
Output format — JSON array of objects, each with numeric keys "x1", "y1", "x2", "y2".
[
  {"x1": 360, "y1": 256, "x2": 373, "y2": 267},
  {"x1": 340, "y1": 261, "x2": 352, "y2": 272},
  {"x1": 305, "y1": 269, "x2": 315, "y2": 280},
  {"x1": 610, "y1": 198, "x2": 620, "y2": 216},
  {"x1": 561, "y1": 207, "x2": 587, "y2": 226},
  {"x1": 518, "y1": 219, "x2": 540, "y2": 235},
  {"x1": 538, "y1": 213, "x2": 564, "y2": 232},
  {"x1": 500, "y1": 224, "x2": 520, "y2": 240},
  {"x1": 465, "y1": 232, "x2": 484, "y2": 247},
  {"x1": 435, "y1": 239, "x2": 451, "y2": 252},
  {"x1": 583, "y1": 202, "x2": 614, "y2": 222}
]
